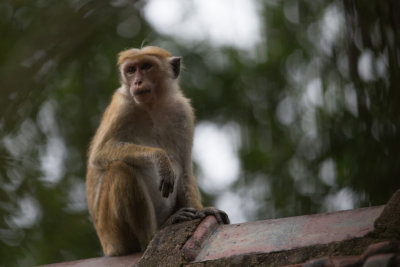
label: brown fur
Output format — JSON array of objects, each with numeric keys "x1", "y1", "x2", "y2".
[
  {"x1": 86, "y1": 46, "x2": 228, "y2": 256},
  {"x1": 118, "y1": 46, "x2": 172, "y2": 65}
]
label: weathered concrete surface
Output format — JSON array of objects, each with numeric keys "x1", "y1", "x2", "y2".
[
  {"x1": 183, "y1": 216, "x2": 220, "y2": 262},
  {"x1": 192, "y1": 206, "x2": 384, "y2": 262},
  {"x1": 39, "y1": 189, "x2": 400, "y2": 267},
  {"x1": 286, "y1": 241, "x2": 400, "y2": 267},
  {"x1": 137, "y1": 218, "x2": 202, "y2": 267},
  {"x1": 186, "y1": 189, "x2": 400, "y2": 266},
  {"x1": 40, "y1": 253, "x2": 142, "y2": 267},
  {"x1": 375, "y1": 189, "x2": 400, "y2": 239},
  {"x1": 186, "y1": 238, "x2": 382, "y2": 267}
]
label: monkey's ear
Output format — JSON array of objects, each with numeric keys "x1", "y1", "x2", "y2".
[{"x1": 169, "y1": 57, "x2": 181, "y2": 79}]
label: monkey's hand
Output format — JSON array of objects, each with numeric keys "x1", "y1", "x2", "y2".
[
  {"x1": 155, "y1": 149, "x2": 176, "y2": 198},
  {"x1": 157, "y1": 166, "x2": 175, "y2": 199},
  {"x1": 158, "y1": 167, "x2": 175, "y2": 198}
]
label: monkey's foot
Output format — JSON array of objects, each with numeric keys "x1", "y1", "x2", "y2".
[
  {"x1": 199, "y1": 207, "x2": 230, "y2": 224},
  {"x1": 171, "y1": 207, "x2": 230, "y2": 225},
  {"x1": 171, "y1": 208, "x2": 205, "y2": 224}
]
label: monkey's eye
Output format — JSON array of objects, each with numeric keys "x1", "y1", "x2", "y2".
[
  {"x1": 141, "y1": 62, "x2": 152, "y2": 70},
  {"x1": 126, "y1": 66, "x2": 136, "y2": 74}
]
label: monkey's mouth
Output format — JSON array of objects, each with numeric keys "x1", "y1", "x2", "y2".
[{"x1": 134, "y1": 89, "x2": 151, "y2": 96}]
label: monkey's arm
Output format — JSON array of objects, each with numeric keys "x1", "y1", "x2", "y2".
[
  {"x1": 90, "y1": 141, "x2": 175, "y2": 198},
  {"x1": 92, "y1": 141, "x2": 168, "y2": 167},
  {"x1": 187, "y1": 173, "x2": 229, "y2": 224},
  {"x1": 163, "y1": 171, "x2": 229, "y2": 225},
  {"x1": 171, "y1": 112, "x2": 230, "y2": 225}
]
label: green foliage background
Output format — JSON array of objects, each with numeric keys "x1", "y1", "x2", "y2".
[{"x1": 0, "y1": 0, "x2": 399, "y2": 265}]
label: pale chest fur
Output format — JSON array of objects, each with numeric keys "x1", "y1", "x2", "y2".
[
  {"x1": 121, "y1": 99, "x2": 192, "y2": 174},
  {"x1": 126, "y1": 102, "x2": 192, "y2": 226}
]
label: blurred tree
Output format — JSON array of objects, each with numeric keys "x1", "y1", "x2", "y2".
[
  {"x1": 0, "y1": 0, "x2": 399, "y2": 266},
  {"x1": 0, "y1": 0, "x2": 155, "y2": 265}
]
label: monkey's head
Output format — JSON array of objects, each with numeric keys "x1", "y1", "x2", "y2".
[{"x1": 118, "y1": 46, "x2": 181, "y2": 104}]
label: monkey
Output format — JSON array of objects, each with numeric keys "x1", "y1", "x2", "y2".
[{"x1": 86, "y1": 46, "x2": 229, "y2": 256}]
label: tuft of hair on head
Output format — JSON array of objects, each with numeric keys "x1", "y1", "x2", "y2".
[
  {"x1": 118, "y1": 46, "x2": 172, "y2": 65},
  {"x1": 140, "y1": 40, "x2": 147, "y2": 49}
]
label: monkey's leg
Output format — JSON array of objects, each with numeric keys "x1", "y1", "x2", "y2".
[{"x1": 95, "y1": 161, "x2": 157, "y2": 256}]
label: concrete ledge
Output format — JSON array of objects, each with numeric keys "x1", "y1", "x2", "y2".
[
  {"x1": 41, "y1": 189, "x2": 400, "y2": 267},
  {"x1": 190, "y1": 206, "x2": 384, "y2": 262},
  {"x1": 182, "y1": 216, "x2": 220, "y2": 262},
  {"x1": 40, "y1": 253, "x2": 142, "y2": 267}
]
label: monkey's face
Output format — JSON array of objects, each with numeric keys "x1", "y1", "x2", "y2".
[
  {"x1": 119, "y1": 52, "x2": 181, "y2": 105},
  {"x1": 121, "y1": 58, "x2": 159, "y2": 104}
]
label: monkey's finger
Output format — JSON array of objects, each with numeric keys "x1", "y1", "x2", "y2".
[
  {"x1": 216, "y1": 210, "x2": 230, "y2": 224},
  {"x1": 159, "y1": 179, "x2": 163, "y2": 191},
  {"x1": 162, "y1": 181, "x2": 175, "y2": 198},
  {"x1": 179, "y1": 211, "x2": 200, "y2": 219},
  {"x1": 159, "y1": 181, "x2": 165, "y2": 194},
  {"x1": 162, "y1": 184, "x2": 170, "y2": 198},
  {"x1": 159, "y1": 180, "x2": 169, "y2": 198},
  {"x1": 180, "y1": 207, "x2": 197, "y2": 213},
  {"x1": 172, "y1": 215, "x2": 191, "y2": 224},
  {"x1": 222, "y1": 213, "x2": 230, "y2": 224},
  {"x1": 166, "y1": 180, "x2": 174, "y2": 195},
  {"x1": 199, "y1": 212, "x2": 222, "y2": 222},
  {"x1": 216, "y1": 214, "x2": 227, "y2": 224},
  {"x1": 195, "y1": 212, "x2": 206, "y2": 219},
  {"x1": 184, "y1": 208, "x2": 206, "y2": 219},
  {"x1": 172, "y1": 211, "x2": 202, "y2": 224},
  {"x1": 158, "y1": 176, "x2": 168, "y2": 191},
  {"x1": 159, "y1": 180, "x2": 168, "y2": 194}
]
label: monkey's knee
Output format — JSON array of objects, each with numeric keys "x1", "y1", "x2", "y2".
[
  {"x1": 106, "y1": 162, "x2": 150, "y2": 206},
  {"x1": 100, "y1": 161, "x2": 134, "y2": 210},
  {"x1": 103, "y1": 161, "x2": 142, "y2": 198},
  {"x1": 105, "y1": 161, "x2": 134, "y2": 178}
]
